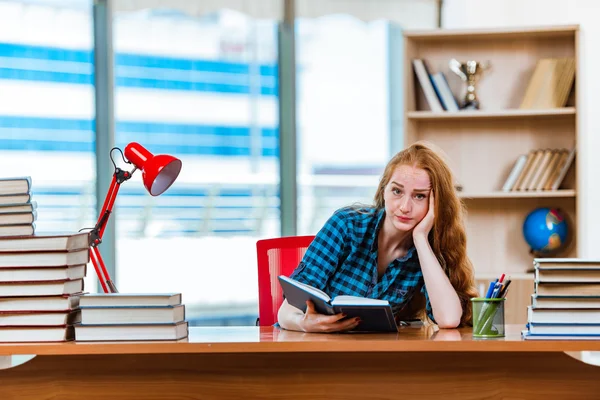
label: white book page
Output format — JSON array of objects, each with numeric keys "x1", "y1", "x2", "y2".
[{"x1": 332, "y1": 296, "x2": 389, "y2": 306}]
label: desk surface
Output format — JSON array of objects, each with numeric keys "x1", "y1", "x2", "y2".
[{"x1": 0, "y1": 324, "x2": 599, "y2": 355}]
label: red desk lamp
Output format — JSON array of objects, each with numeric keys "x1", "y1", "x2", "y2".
[{"x1": 88, "y1": 142, "x2": 182, "y2": 293}]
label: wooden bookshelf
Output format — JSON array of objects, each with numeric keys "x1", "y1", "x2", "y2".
[{"x1": 404, "y1": 25, "x2": 580, "y2": 325}]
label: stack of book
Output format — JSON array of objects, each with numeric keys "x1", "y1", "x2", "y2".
[
  {"x1": 75, "y1": 293, "x2": 188, "y2": 341},
  {"x1": 522, "y1": 258, "x2": 600, "y2": 340},
  {"x1": 0, "y1": 177, "x2": 37, "y2": 237},
  {"x1": 0, "y1": 232, "x2": 89, "y2": 342}
]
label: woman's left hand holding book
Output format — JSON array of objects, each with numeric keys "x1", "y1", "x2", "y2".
[{"x1": 295, "y1": 300, "x2": 360, "y2": 333}]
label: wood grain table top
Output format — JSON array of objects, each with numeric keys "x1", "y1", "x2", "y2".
[{"x1": 0, "y1": 324, "x2": 598, "y2": 355}]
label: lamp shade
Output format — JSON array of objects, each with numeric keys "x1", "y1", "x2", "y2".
[{"x1": 124, "y1": 142, "x2": 182, "y2": 196}]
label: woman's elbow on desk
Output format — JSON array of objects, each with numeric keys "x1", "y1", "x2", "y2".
[{"x1": 434, "y1": 316, "x2": 461, "y2": 329}]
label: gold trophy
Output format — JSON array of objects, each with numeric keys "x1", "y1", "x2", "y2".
[{"x1": 449, "y1": 59, "x2": 489, "y2": 109}]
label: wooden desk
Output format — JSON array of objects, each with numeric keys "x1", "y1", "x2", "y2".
[{"x1": 1, "y1": 324, "x2": 600, "y2": 399}]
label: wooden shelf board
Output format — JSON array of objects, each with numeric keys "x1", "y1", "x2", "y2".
[
  {"x1": 476, "y1": 273, "x2": 533, "y2": 281},
  {"x1": 458, "y1": 190, "x2": 576, "y2": 199},
  {"x1": 407, "y1": 108, "x2": 575, "y2": 121},
  {"x1": 404, "y1": 25, "x2": 578, "y2": 40}
]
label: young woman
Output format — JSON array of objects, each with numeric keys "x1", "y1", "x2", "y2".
[{"x1": 277, "y1": 142, "x2": 478, "y2": 333}]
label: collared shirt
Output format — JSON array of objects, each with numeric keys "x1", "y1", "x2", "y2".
[{"x1": 290, "y1": 207, "x2": 435, "y2": 322}]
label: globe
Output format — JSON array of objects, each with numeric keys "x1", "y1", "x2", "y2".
[{"x1": 522, "y1": 208, "x2": 568, "y2": 255}]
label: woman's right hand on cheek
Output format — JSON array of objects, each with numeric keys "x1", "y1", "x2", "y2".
[{"x1": 298, "y1": 300, "x2": 360, "y2": 333}]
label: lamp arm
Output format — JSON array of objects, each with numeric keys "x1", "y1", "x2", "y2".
[
  {"x1": 88, "y1": 166, "x2": 136, "y2": 294},
  {"x1": 89, "y1": 167, "x2": 135, "y2": 246}
]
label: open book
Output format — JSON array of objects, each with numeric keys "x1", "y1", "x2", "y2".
[{"x1": 278, "y1": 275, "x2": 397, "y2": 332}]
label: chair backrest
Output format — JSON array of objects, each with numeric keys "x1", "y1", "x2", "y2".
[{"x1": 256, "y1": 235, "x2": 315, "y2": 326}]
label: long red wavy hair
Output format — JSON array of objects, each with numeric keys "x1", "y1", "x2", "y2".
[{"x1": 374, "y1": 142, "x2": 478, "y2": 326}]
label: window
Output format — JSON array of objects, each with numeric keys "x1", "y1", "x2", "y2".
[
  {"x1": 0, "y1": 0, "x2": 96, "y2": 289},
  {"x1": 112, "y1": 9, "x2": 279, "y2": 325},
  {"x1": 296, "y1": 16, "x2": 393, "y2": 234}
]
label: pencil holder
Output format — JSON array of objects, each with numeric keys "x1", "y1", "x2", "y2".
[{"x1": 471, "y1": 297, "x2": 505, "y2": 338}]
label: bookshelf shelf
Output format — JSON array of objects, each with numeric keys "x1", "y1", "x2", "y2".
[
  {"x1": 404, "y1": 25, "x2": 580, "y2": 325},
  {"x1": 458, "y1": 190, "x2": 576, "y2": 199},
  {"x1": 407, "y1": 108, "x2": 575, "y2": 121}
]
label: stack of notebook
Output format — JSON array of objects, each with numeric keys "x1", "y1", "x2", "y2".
[
  {"x1": 522, "y1": 258, "x2": 600, "y2": 340},
  {"x1": 0, "y1": 176, "x2": 37, "y2": 237},
  {"x1": 75, "y1": 293, "x2": 188, "y2": 341},
  {"x1": 0, "y1": 232, "x2": 89, "y2": 342}
]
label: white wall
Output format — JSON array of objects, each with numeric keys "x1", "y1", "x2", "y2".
[{"x1": 442, "y1": 0, "x2": 600, "y2": 257}]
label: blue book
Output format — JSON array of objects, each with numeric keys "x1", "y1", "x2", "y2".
[{"x1": 278, "y1": 275, "x2": 397, "y2": 332}]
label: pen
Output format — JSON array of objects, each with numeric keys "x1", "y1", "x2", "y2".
[
  {"x1": 490, "y1": 282, "x2": 502, "y2": 299},
  {"x1": 485, "y1": 279, "x2": 497, "y2": 298},
  {"x1": 500, "y1": 280, "x2": 512, "y2": 297}
]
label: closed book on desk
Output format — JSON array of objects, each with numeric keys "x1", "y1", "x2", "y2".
[
  {"x1": 0, "y1": 211, "x2": 36, "y2": 226},
  {"x1": 0, "y1": 294, "x2": 80, "y2": 312},
  {"x1": 0, "y1": 201, "x2": 36, "y2": 214},
  {"x1": 0, "y1": 264, "x2": 86, "y2": 282},
  {"x1": 0, "y1": 279, "x2": 83, "y2": 297},
  {"x1": 0, "y1": 325, "x2": 73, "y2": 342},
  {"x1": 529, "y1": 322, "x2": 600, "y2": 336},
  {"x1": 0, "y1": 309, "x2": 80, "y2": 326},
  {"x1": 0, "y1": 224, "x2": 34, "y2": 237},
  {"x1": 79, "y1": 293, "x2": 182, "y2": 308},
  {"x1": 535, "y1": 282, "x2": 600, "y2": 296},
  {"x1": 0, "y1": 177, "x2": 31, "y2": 196},
  {"x1": 532, "y1": 294, "x2": 600, "y2": 309},
  {"x1": 80, "y1": 304, "x2": 185, "y2": 325},
  {"x1": 75, "y1": 320, "x2": 189, "y2": 341},
  {"x1": 527, "y1": 306, "x2": 600, "y2": 324},
  {"x1": 522, "y1": 329, "x2": 600, "y2": 341},
  {"x1": 278, "y1": 275, "x2": 397, "y2": 332},
  {"x1": 0, "y1": 232, "x2": 89, "y2": 252},
  {"x1": 0, "y1": 248, "x2": 89, "y2": 268}
]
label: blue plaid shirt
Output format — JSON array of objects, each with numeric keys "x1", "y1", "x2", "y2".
[{"x1": 290, "y1": 207, "x2": 435, "y2": 322}]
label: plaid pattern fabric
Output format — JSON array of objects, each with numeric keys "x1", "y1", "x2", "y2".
[{"x1": 290, "y1": 207, "x2": 435, "y2": 322}]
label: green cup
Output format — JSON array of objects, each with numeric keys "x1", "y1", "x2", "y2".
[{"x1": 471, "y1": 297, "x2": 506, "y2": 338}]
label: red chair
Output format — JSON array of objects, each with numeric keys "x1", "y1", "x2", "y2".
[{"x1": 256, "y1": 235, "x2": 315, "y2": 326}]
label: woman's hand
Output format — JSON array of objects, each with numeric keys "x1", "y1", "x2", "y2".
[
  {"x1": 413, "y1": 189, "x2": 435, "y2": 240},
  {"x1": 298, "y1": 301, "x2": 360, "y2": 333}
]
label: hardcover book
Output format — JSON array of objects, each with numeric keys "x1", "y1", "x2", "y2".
[{"x1": 278, "y1": 275, "x2": 398, "y2": 332}]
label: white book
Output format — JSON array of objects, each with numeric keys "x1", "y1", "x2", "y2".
[
  {"x1": 0, "y1": 232, "x2": 89, "y2": 252},
  {"x1": 0, "y1": 295, "x2": 80, "y2": 312},
  {"x1": 0, "y1": 194, "x2": 31, "y2": 206},
  {"x1": 0, "y1": 201, "x2": 37, "y2": 214},
  {"x1": 0, "y1": 177, "x2": 31, "y2": 196},
  {"x1": 80, "y1": 305, "x2": 185, "y2": 325},
  {"x1": 0, "y1": 310, "x2": 80, "y2": 326},
  {"x1": 80, "y1": 293, "x2": 182, "y2": 307},
  {"x1": 0, "y1": 248, "x2": 89, "y2": 267},
  {"x1": 501, "y1": 154, "x2": 527, "y2": 192},
  {"x1": 0, "y1": 326, "x2": 73, "y2": 342},
  {"x1": 528, "y1": 306, "x2": 600, "y2": 324},
  {"x1": 522, "y1": 329, "x2": 600, "y2": 340},
  {"x1": 412, "y1": 59, "x2": 443, "y2": 112},
  {"x1": 0, "y1": 224, "x2": 34, "y2": 237},
  {"x1": 529, "y1": 323, "x2": 600, "y2": 336},
  {"x1": 75, "y1": 321, "x2": 189, "y2": 341},
  {"x1": 0, "y1": 279, "x2": 83, "y2": 297},
  {"x1": 0, "y1": 264, "x2": 86, "y2": 282},
  {"x1": 0, "y1": 211, "x2": 36, "y2": 226}
]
